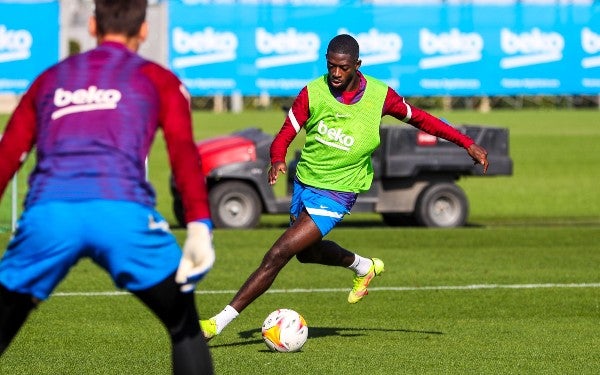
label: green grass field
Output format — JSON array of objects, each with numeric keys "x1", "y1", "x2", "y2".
[{"x1": 0, "y1": 109, "x2": 599, "y2": 374}]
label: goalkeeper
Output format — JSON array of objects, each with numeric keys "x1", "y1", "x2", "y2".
[
  {"x1": 200, "y1": 34, "x2": 489, "y2": 340},
  {"x1": 0, "y1": 1, "x2": 214, "y2": 374}
]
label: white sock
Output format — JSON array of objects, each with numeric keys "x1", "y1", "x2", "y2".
[
  {"x1": 213, "y1": 305, "x2": 239, "y2": 334},
  {"x1": 348, "y1": 255, "x2": 373, "y2": 276}
]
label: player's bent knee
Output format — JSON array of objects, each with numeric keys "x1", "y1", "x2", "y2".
[
  {"x1": 295, "y1": 244, "x2": 320, "y2": 264},
  {"x1": 295, "y1": 250, "x2": 313, "y2": 264}
]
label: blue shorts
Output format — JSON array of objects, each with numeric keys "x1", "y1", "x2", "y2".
[
  {"x1": 0, "y1": 200, "x2": 181, "y2": 300},
  {"x1": 290, "y1": 179, "x2": 356, "y2": 236}
]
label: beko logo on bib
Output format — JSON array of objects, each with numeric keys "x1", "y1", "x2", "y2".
[
  {"x1": 315, "y1": 121, "x2": 355, "y2": 151},
  {"x1": 52, "y1": 86, "x2": 122, "y2": 120}
]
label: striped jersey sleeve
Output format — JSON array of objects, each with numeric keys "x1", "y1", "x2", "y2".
[
  {"x1": 382, "y1": 87, "x2": 474, "y2": 149},
  {"x1": 269, "y1": 75, "x2": 474, "y2": 165}
]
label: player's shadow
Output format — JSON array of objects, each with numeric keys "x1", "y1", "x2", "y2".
[{"x1": 207, "y1": 326, "x2": 443, "y2": 349}]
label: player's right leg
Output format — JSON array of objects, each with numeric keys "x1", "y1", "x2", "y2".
[
  {"x1": 133, "y1": 274, "x2": 213, "y2": 375},
  {"x1": 87, "y1": 201, "x2": 214, "y2": 374},
  {"x1": 0, "y1": 285, "x2": 36, "y2": 355}
]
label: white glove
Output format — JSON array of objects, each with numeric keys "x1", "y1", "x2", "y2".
[{"x1": 175, "y1": 221, "x2": 215, "y2": 293}]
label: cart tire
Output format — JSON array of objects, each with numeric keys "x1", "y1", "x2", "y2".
[
  {"x1": 210, "y1": 181, "x2": 262, "y2": 229},
  {"x1": 415, "y1": 183, "x2": 468, "y2": 227}
]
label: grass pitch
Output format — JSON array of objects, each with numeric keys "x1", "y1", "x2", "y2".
[
  {"x1": 0, "y1": 109, "x2": 599, "y2": 374},
  {"x1": 0, "y1": 226, "x2": 598, "y2": 374}
]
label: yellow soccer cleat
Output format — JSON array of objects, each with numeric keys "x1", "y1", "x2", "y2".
[
  {"x1": 200, "y1": 318, "x2": 218, "y2": 341},
  {"x1": 348, "y1": 258, "x2": 385, "y2": 304}
]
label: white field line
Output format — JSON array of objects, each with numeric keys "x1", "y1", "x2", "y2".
[{"x1": 52, "y1": 282, "x2": 600, "y2": 297}]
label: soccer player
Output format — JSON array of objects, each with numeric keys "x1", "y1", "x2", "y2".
[
  {"x1": 200, "y1": 34, "x2": 489, "y2": 341},
  {"x1": 0, "y1": 1, "x2": 214, "y2": 373}
]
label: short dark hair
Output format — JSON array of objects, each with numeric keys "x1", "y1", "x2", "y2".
[
  {"x1": 327, "y1": 34, "x2": 359, "y2": 61},
  {"x1": 94, "y1": 0, "x2": 147, "y2": 38}
]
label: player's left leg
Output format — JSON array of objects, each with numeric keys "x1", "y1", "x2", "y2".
[
  {"x1": 347, "y1": 257, "x2": 385, "y2": 304},
  {"x1": 296, "y1": 239, "x2": 355, "y2": 266},
  {"x1": 289, "y1": 190, "x2": 385, "y2": 304},
  {"x1": 291, "y1": 188, "x2": 384, "y2": 284},
  {"x1": 290, "y1": 183, "x2": 358, "y2": 267},
  {"x1": 0, "y1": 284, "x2": 37, "y2": 355},
  {"x1": 297, "y1": 239, "x2": 385, "y2": 304},
  {"x1": 133, "y1": 274, "x2": 213, "y2": 375}
]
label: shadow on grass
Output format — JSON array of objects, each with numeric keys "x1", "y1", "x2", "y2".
[
  {"x1": 257, "y1": 214, "x2": 491, "y2": 229},
  {"x1": 208, "y1": 326, "x2": 443, "y2": 349},
  {"x1": 258, "y1": 220, "x2": 489, "y2": 229},
  {"x1": 257, "y1": 218, "x2": 600, "y2": 230}
]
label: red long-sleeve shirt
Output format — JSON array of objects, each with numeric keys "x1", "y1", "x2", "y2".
[{"x1": 271, "y1": 71, "x2": 474, "y2": 164}]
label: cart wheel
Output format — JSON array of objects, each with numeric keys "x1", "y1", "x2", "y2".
[
  {"x1": 210, "y1": 181, "x2": 262, "y2": 229},
  {"x1": 415, "y1": 183, "x2": 468, "y2": 227}
]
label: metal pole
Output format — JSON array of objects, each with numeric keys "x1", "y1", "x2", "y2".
[{"x1": 11, "y1": 175, "x2": 17, "y2": 232}]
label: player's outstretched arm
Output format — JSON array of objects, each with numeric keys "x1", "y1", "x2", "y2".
[{"x1": 467, "y1": 143, "x2": 489, "y2": 174}]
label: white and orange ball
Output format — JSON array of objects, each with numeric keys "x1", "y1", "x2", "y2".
[{"x1": 261, "y1": 308, "x2": 308, "y2": 352}]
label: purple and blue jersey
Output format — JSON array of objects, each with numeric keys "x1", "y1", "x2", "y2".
[
  {"x1": 0, "y1": 41, "x2": 210, "y2": 222},
  {"x1": 0, "y1": 42, "x2": 210, "y2": 298}
]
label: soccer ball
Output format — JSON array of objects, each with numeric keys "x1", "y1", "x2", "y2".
[{"x1": 261, "y1": 308, "x2": 308, "y2": 352}]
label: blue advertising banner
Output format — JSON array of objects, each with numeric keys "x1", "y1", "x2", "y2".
[
  {"x1": 168, "y1": 1, "x2": 599, "y2": 97},
  {"x1": 0, "y1": 0, "x2": 59, "y2": 94}
]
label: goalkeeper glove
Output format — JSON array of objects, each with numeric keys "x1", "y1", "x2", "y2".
[{"x1": 175, "y1": 219, "x2": 215, "y2": 293}]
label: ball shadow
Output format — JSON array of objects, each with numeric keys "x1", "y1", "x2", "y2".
[{"x1": 207, "y1": 325, "x2": 443, "y2": 349}]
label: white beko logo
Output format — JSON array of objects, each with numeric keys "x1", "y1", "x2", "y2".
[
  {"x1": 419, "y1": 28, "x2": 483, "y2": 69},
  {"x1": 255, "y1": 28, "x2": 320, "y2": 69},
  {"x1": 338, "y1": 28, "x2": 402, "y2": 65},
  {"x1": 171, "y1": 27, "x2": 238, "y2": 69},
  {"x1": 500, "y1": 28, "x2": 564, "y2": 69},
  {"x1": 0, "y1": 25, "x2": 32, "y2": 63},
  {"x1": 581, "y1": 27, "x2": 600, "y2": 69},
  {"x1": 52, "y1": 86, "x2": 121, "y2": 120},
  {"x1": 315, "y1": 121, "x2": 355, "y2": 151}
]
